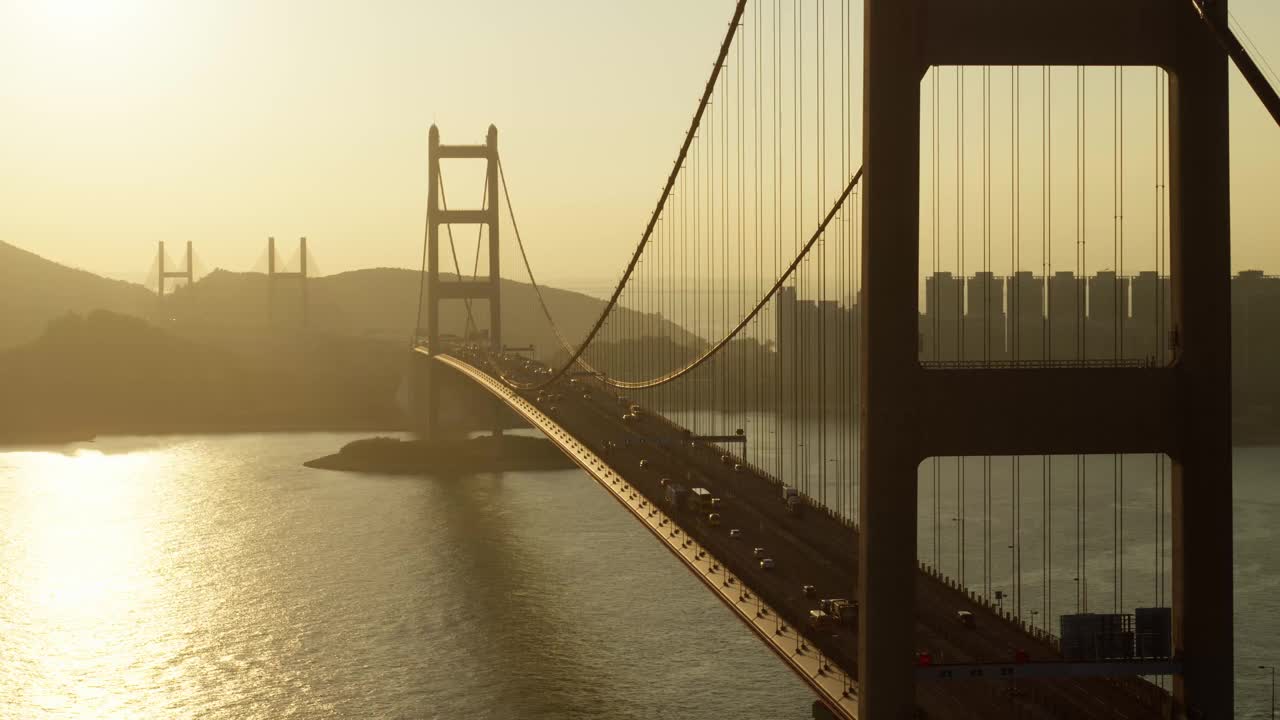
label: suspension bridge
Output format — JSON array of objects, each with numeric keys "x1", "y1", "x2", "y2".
[{"x1": 408, "y1": 1, "x2": 1278, "y2": 717}]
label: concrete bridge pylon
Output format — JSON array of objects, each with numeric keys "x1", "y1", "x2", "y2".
[{"x1": 417, "y1": 125, "x2": 503, "y2": 441}]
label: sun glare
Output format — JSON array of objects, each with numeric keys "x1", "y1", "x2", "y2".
[
  {"x1": 0, "y1": 447, "x2": 170, "y2": 715},
  {"x1": 12, "y1": 449, "x2": 154, "y2": 612},
  {"x1": 35, "y1": 0, "x2": 131, "y2": 29},
  {"x1": 12, "y1": 0, "x2": 147, "y2": 60}
]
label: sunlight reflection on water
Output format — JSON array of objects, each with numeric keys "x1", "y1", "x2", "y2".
[{"x1": 0, "y1": 434, "x2": 817, "y2": 719}]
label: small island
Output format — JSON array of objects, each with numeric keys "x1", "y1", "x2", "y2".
[{"x1": 304, "y1": 434, "x2": 577, "y2": 475}]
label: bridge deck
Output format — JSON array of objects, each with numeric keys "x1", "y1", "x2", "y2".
[
  {"x1": 426, "y1": 348, "x2": 1173, "y2": 719},
  {"x1": 432, "y1": 350, "x2": 861, "y2": 718}
]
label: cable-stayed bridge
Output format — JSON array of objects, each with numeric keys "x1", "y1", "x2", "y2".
[
  {"x1": 409, "y1": 1, "x2": 1279, "y2": 717},
  {"x1": 145, "y1": 236, "x2": 320, "y2": 325}
]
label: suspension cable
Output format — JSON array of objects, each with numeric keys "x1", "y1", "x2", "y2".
[
  {"x1": 485, "y1": 0, "x2": 749, "y2": 392},
  {"x1": 499, "y1": 147, "x2": 864, "y2": 390}
]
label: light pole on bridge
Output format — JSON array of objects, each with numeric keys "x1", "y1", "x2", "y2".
[{"x1": 1260, "y1": 665, "x2": 1275, "y2": 720}]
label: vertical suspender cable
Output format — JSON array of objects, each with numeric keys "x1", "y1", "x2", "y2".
[{"x1": 1012, "y1": 65, "x2": 1022, "y2": 619}]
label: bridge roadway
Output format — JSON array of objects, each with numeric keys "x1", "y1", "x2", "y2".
[{"x1": 436, "y1": 347, "x2": 1170, "y2": 719}]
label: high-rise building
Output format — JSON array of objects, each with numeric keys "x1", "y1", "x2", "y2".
[
  {"x1": 922, "y1": 272, "x2": 962, "y2": 361},
  {"x1": 964, "y1": 271, "x2": 1006, "y2": 362},
  {"x1": 1048, "y1": 271, "x2": 1084, "y2": 362},
  {"x1": 1129, "y1": 271, "x2": 1172, "y2": 365},
  {"x1": 903, "y1": 270, "x2": 1277, "y2": 378},
  {"x1": 1086, "y1": 271, "x2": 1131, "y2": 361},
  {"x1": 1233, "y1": 270, "x2": 1280, "y2": 395},
  {"x1": 776, "y1": 285, "x2": 859, "y2": 411},
  {"x1": 1007, "y1": 271, "x2": 1045, "y2": 362}
]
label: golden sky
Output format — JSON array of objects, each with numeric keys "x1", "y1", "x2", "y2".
[{"x1": 1, "y1": 1, "x2": 1277, "y2": 289}]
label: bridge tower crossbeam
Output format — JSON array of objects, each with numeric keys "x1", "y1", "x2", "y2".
[
  {"x1": 157, "y1": 240, "x2": 194, "y2": 301},
  {"x1": 860, "y1": 0, "x2": 1232, "y2": 717}
]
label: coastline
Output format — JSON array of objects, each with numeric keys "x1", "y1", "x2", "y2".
[{"x1": 0, "y1": 418, "x2": 408, "y2": 448}]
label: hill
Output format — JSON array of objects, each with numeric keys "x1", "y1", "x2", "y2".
[
  {"x1": 157, "y1": 267, "x2": 702, "y2": 358},
  {"x1": 0, "y1": 240, "x2": 155, "y2": 347},
  {"x1": 0, "y1": 310, "x2": 405, "y2": 442},
  {"x1": 0, "y1": 242, "x2": 703, "y2": 359},
  {"x1": 0, "y1": 242, "x2": 707, "y2": 441}
]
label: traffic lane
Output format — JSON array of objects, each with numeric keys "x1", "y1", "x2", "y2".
[
  {"x1": 492, "y1": 359, "x2": 1162, "y2": 718},
  {"x1": 506, "y1": 368, "x2": 1057, "y2": 717},
  {"x1": 528, "y1": 380, "x2": 1027, "y2": 719},
  {"x1": 541, "y1": 388, "x2": 863, "y2": 655},
  {"x1": 912, "y1": 580, "x2": 1123, "y2": 718},
  {"x1": 638, "y1": 415, "x2": 860, "y2": 571},
  {"x1": 588, "y1": 402, "x2": 1160, "y2": 718},
  {"x1": 912, "y1": 569, "x2": 1159, "y2": 717}
]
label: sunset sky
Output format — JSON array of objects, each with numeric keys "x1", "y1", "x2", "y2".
[{"x1": 2, "y1": 0, "x2": 1277, "y2": 290}]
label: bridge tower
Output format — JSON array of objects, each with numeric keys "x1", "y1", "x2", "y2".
[
  {"x1": 859, "y1": 1, "x2": 1232, "y2": 717},
  {"x1": 157, "y1": 240, "x2": 193, "y2": 302},
  {"x1": 267, "y1": 236, "x2": 309, "y2": 327},
  {"x1": 418, "y1": 124, "x2": 502, "y2": 440}
]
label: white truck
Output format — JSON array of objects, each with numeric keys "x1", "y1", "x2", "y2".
[{"x1": 785, "y1": 492, "x2": 804, "y2": 516}]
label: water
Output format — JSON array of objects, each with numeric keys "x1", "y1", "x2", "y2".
[
  {"x1": 0, "y1": 433, "x2": 815, "y2": 719},
  {"x1": 0, "y1": 433, "x2": 1275, "y2": 717}
]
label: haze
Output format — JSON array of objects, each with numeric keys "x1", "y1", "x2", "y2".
[{"x1": 1, "y1": 0, "x2": 1278, "y2": 288}]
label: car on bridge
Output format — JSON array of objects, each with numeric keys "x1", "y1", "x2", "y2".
[
  {"x1": 956, "y1": 610, "x2": 976, "y2": 629},
  {"x1": 808, "y1": 609, "x2": 833, "y2": 630},
  {"x1": 759, "y1": 558, "x2": 775, "y2": 571}
]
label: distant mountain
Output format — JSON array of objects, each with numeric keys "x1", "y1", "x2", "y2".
[
  {"x1": 0, "y1": 241, "x2": 708, "y2": 440},
  {"x1": 157, "y1": 266, "x2": 702, "y2": 358},
  {"x1": 0, "y1": 241, "x2": 703, "y2": 359},
  {"x1": 0, "y1": 240, "x2": 155, "y2": 347}
]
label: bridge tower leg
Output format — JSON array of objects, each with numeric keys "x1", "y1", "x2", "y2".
[
  {"x1": 266, "y1": 236, "x2": 309, "y2": 328},
  {"x1": 423, "y1": 125, "x2": 502, "y2": 441},
  {"x1": 859, "y1": 1, "x2": 1232, "y2": 717},
  {"x1": 157, "y1": 240, "x2": 194, "y2": 307}
]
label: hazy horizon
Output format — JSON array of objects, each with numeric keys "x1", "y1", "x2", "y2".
[{"x1": 3, "y1": 0, "x2": 1278, "y2": 291}]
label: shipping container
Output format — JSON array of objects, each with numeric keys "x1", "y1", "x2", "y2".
[
  {"x1": 1060, "y1": 613, "x2": 1135, "y2": 660},
  {"x1": 1135, "y1": 607, "x2": 1172, "y2": 658}
]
